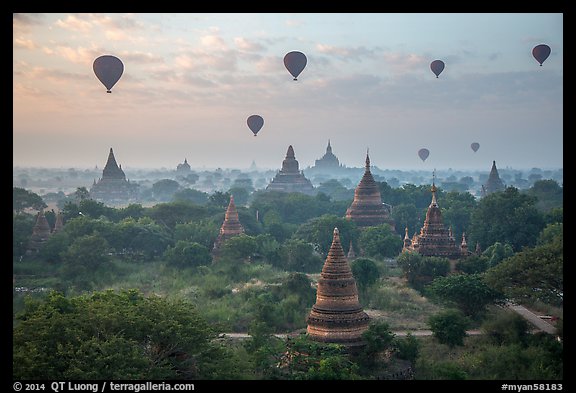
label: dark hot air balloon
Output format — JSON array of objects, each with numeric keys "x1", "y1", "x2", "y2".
[
  {"x1": 532, "y1": 44, "x2": 551, "y2": 66},
  {"x1": 247, "y1": 115, "x2": 264, "y2": 136},
  {"x1": 93, "y1": 55, "x2": 124, "y2": 93},
  {"x1": 418, "y1": 148, "x2": 430, "y2": 162},
  {"x1": 430, "y1": 60, "x2": 445, "y2": 78},
  {"x1": 284, "y1": 51, "x2": 307, "y2": 81},
  {"x1": 471, "y1": 142, "x2": 480, "y2": 152}
]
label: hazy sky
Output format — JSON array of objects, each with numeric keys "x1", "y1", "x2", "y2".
[{"x1": 13, "y1": 13, "x2": 563, "y2": 171}]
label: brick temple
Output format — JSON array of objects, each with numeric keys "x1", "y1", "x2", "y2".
[
  {"x1": 345, "y1": 152, "x2": 394, "y2": 229},
  {"x1": 212, "y1": 194, "x2": 245, "y2": 258},
  {"x1": 306, "y1": 227, "x2": 371, "y2": 348}
]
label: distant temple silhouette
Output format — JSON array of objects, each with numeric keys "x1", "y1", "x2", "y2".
[
  {"x1": 266, "y1": 145, "x2": 315, "y2": 195},
  {"x1": 307, "y1": 227, "x2": 370, "y2": 349},
  {"x1": 481, "y1": 160, "x2": 505, "y2": 197},
  {"x1": 345, "y1": 151, "x2": 394, "y2": 229},
  {"x1": 90, "y1": 148, "x2": 138, "y2": 205},
  {"x1": 176, "y1": 158, "x2": 191, "y2": 174}
]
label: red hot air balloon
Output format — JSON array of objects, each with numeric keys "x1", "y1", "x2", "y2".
[
  {"x1": 247, "y1": 115, "x2": 264, "y2": 136},
  {"x1": 418, "y1": 148, "x2": 430, "y2": 162},
  {"x1": 430, "y1": 60, "x2": 445, "y2": 78},
  {"x1": 532, "y1": 44, "x2": 551, "y2": 66},
  {"x1": 93, "y1": 55, "x2": 124, "y2": 93},
  {"x1": 471, "y1": 142, "x2": 480, "y2": 153},
  {"x1": 284, "y1": 51, "x2": 307, "y2": 81}
]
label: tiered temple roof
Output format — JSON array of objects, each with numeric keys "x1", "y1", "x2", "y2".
[
  {"x1": 26, "y1": 210, "x2": 51, "y2": 254},
  {"x1": 402, "y1": 178, "x2": 467, "y2": 261},
  {"x1": 312, "y1": 140, "x2": 341, "y2": 170},
  {"x1": 482, "y1": 160, "x2": 505, "y2": 196},
  {"x1": 176, "y1": 158, "x2": 191, "y2": 173},
  {"x1": 212, "y1": 195, "x2": 245, "y2": 258},
  {"x1": 90, "y1": 148, "x2": 138, "y2": 205},
  {"x1": 266, "y1": 145, "x2": 315, "y2": 195},
  {"x1": 307, "y1": 228, "x2": 370, "y2": 348},
  {"x1": 345, "y1": 152, "x2": 394, "y2": 229}
]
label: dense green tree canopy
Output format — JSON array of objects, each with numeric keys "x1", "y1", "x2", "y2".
[
  {"x1": 469, "y1": 187, "x2": 545, "y2": 252},
  {"x1": 13, "y1": 290, "x2": 244, "y2": 379},
  {"x1": 13, "y1": 187, "x2": 47, "y2": 213}
]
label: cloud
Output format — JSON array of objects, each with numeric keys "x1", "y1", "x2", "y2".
[
  {"x1": 13, "y1": 13, "x2": 45, "y2": 32},
  {"x1": 174, "y1": 50, "x2": 237, "y2": 72},
  {"x1": 285, "y1": 19, "x2": 304, "y2": 27},
  {"x1": 120, "y1": 51, "x2": 165, "y2": 64},
  {"x1": 14, "y1": 36, "x2": 37, "y2": 50},
  {"x1": 46, "y1": 45, "x2": 102, "y2": 65},
  {"x1": 234, "y1": 37, "x2": 266, "y2": 52},
  {"x1": 200, "y1": 34, "x2": 228, "y2": 51},
  {"x1": 55, "y1": 14, "x2": 92, "y2": 32},
  {"x1": 382, "y1": 52, "x2": 428, "y2": 74},
  {"x1": 316, "y1": 44, "x2": 379, "y2": 61}
]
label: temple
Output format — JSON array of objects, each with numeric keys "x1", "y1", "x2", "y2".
[
  {"x1": 307, "y1": 228, "x2": 370, "y2": 348},
  {"x1": 90, "y1": 148, "x2": 138, "y2": 205},
  {"x1": 26, "y1": 210, "x2": 51, "y2": 255},
  {"x1": 176, "y1": 158, "x2": 191, "y2": 174},
  {"x1": 310, "y1": 140, "x2": 342, "y2": 173},
  {"x1": 402, "y1": 176, "x2": 469, "y2": 267},
  {"x1": 345, "y1": 152, "x2": 394, "y2": 229},
  {"x1": 481, "y1": 160, "x2": 505, "y2": 196},
  {"x1": 266, "y1": 145, "x2": 315, "y2": 195},
  {"x1": 212, "y1": 195, "x2": 245, "y2": 258}
]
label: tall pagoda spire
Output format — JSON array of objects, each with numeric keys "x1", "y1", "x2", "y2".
[
  {"x1": 345, "y1": 150, "x2": 394, "y2": 229},
  {"x1": 212, "y1": 195, "x2": 245, "y2": 258},
  {"x1": 483, "y1": 160, "x2": 505, "y2": 195},
  {"x1": 306, "y1": 228, "x2": 370, "y2": 348},
  {"x1": 102, "y1": 147, "x2": 126, "y2": 180}
]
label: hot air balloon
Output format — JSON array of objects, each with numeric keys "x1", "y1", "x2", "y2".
[
  {"x1": 471, "y1": 142, "x2": 480, "y2": 153},
  {"x1": 430, "y1": 60, "x2": 445, "y2": 78},
  {"x1": 532, "y1": 44, "x2": 551, "y2": 66},
  {"x1": 247, "y1": 115, "x2": 264, "y2": 137},
  {"x1": 93, "y1": 55, "x2": 124, "y2": 93},
  {"x1": 284, "y1": 51, "x2": 307, "y2": 81},
  {"x1": 418, "y1": 148, "x2": 430, "y2": 162}
]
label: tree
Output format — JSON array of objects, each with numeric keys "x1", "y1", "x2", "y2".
[
  {"x1": 357, "y1": 321, "x2": 396, "y2": 369},
  {"x1": 482, "y1": 242, "x2": 515, "y2": 268},
  {"x1": 456, "y1": 255, "x2": 490, "y2": 274},
  {"x1": 13, "y1": 213, "x2": 35, "y2": 258},
  {"x1": 428, "y1": 309, "x2": 470, "y2": 348},
  {"x1": 425, "y1": 273, "x2": 505, "y2": 317},
  {"x1": 358, "y1": 224, "x2": 403, "y2": 258},
  {"x1": 481, "y1": 309, "x2": 530, "y2": 346},
  {"x1": 293, "y1": 214, "x2": 358, "y2": 255},
  {"x1": 152, "y1": 179, "x2": 181, "y2": 201},
  {"x1": 351, "y1": 258, "x2": 380, "y2": 292},
  {"x1": 74, "y1": 186, "x2": 90, "y2": 201},
  {"x1": 13, "y1": 289, "x2": 245, "y2": 379},
  {"x1": 13, "y1": 187, "x2": 46, "y2": 213},
  {"x1": 60, "y1": 234, "x2": 112, "y2": 287},
  {"x1": 397, "y1": 252, "x2": 450, "y2": 291},
  {"x1": 174, "y1": 219, "x2": 219, "y2": 249},
  {"x1": 227, "y1": 187, "x2": 250, "y2": 206},
  {"x1": 484, "y1": 241, "x2": 563, "y2": 306},
  {"x1": 163, "y1": 241, "x2": 211, "y2": 268},
  {"x1": 391, "y1": 203, "x2": 420, "y2": 237},
  {"x1": 469, "y1": 187, "x2": 545, "y2": 252},
  {"x1": 279, "y1": 239, "x2": 323, "y2": 272},
  {"x1": 208, "y1": 191, "x2": 231, "y2": 208},
  {"x1": 219, "y1": 234, "x2": 258, "y2": 261},
  {"x1": 172, "y1": 188, "x2": 209, "y2": 205},
  {"x1": 524, "y1": 179, "x2": 563, "y2": 212}
]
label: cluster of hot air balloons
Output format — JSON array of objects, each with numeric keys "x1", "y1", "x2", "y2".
[
  {"x1": 246, "y1": 51, "x2": 308, "y2": 136},
  {"x1": 417, "y1": 142, "x2": 481, "y2": 162},
  {"x1": 92, "y1": 42, "x2": 551, "y2": 147}
]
